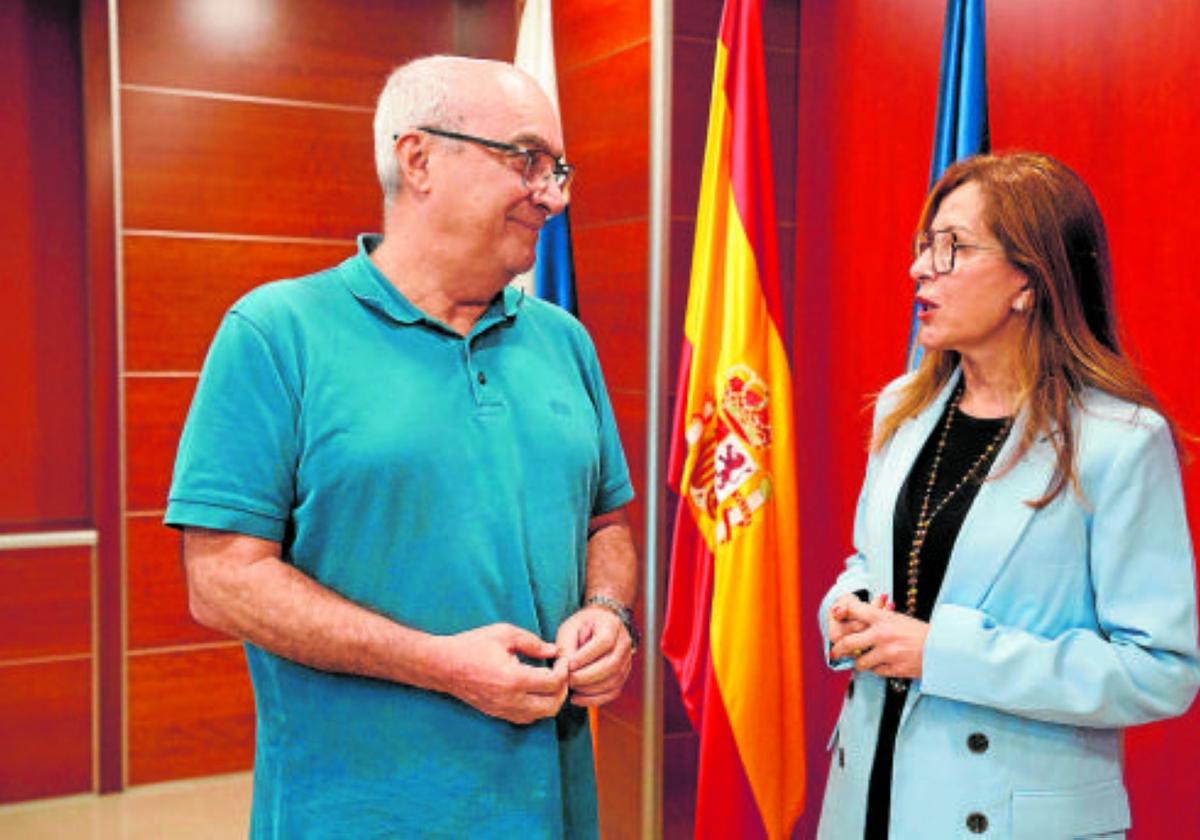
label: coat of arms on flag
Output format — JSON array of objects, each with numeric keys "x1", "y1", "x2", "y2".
[{"x1": 684, "y1": 364, "x2": 775, "y2": 545}]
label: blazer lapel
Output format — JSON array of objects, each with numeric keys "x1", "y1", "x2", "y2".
[
  {"x1": 936, "y1": 411, "x2": 1055, "y2": 608},
  {"x1": 869, "y1": 372, "x2": 962, "y2": 600}
]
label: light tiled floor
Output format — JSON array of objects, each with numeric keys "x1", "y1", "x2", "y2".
[{"x1": 0, "y1": 772, "x2": 252, "y2": 840}]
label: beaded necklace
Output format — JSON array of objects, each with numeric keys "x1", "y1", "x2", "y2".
[{"x1": 889, "y1": 383, "x2": 1012, "y2": 694}]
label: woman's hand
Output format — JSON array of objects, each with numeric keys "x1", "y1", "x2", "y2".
[
  {"x1": 827, "y1": 592, "x2": 887, "y2": 661},
  {"x1": 829, "y1": 598, "x2": 929, "y2": 680}
]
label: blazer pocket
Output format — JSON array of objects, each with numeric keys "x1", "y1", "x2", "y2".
[{"x1": 1012, "y1": 779, "x2": 1130, "y2": 839}]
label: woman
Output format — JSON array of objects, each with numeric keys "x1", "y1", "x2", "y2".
[{"x1": 817, "y1": 152, "x2": 1200, "y2": 840}]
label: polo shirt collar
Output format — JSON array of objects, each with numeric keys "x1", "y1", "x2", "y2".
[{"x1": 344, "y1": 234, "x2": 523, "y2": 329}]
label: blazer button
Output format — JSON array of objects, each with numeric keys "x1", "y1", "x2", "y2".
[
  {"x1": 966, "y1": 812, "x2": 988, "y2": 834},
  {"x1": 847, "y1": 680, "x2": 855, "y2": 699},
  {"x1": 967, "y1": 732, "x2": 989, "y2": 754}
]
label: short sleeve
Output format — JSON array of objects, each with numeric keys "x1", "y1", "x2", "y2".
[
  {"x1": 579, "y1": 331, "x2": 634, "y2": 516},
  {"x1": 164, "y1": 310, "x2": 299, "y2": 542}
]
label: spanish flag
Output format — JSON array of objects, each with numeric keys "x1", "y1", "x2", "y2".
[{"x1": 661, "y1": 0, "x2": 804, "y2": 837}]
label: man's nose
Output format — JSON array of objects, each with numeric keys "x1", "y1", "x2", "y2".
[{"x1": 532, "y1": 178, "x2": 569, "y2": 216}]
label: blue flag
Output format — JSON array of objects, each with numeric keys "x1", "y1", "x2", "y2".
[
  {"x1": 908, "y1": 0, "x2": 989, "y2": 369},
  {"x1": 514, "y1": 0, "x2": 579, "y2": 317},
  {"x1": 533, "y1": 210, "x2": 578, "y2": 314}
]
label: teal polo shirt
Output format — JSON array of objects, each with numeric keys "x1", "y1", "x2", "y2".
[{"x1": 165, "y1": 235, "x2": 633, "y2": 839}]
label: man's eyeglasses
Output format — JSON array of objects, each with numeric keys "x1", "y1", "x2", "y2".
[
  {"x1": 914, "y1": 229, "x2": 1003, "y2": 275},
  {"x1": 413, "y1": 126, "x2": 575, "y2": 192}
]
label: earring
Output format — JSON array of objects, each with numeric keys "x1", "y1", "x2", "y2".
[{"x1": 1013, "y1": 299, "x2": 1027, "y2": 313}]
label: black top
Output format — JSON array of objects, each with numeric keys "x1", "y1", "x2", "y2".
[{"x1": 864, "y1": 396, "x2": 1011, "y2": 840}]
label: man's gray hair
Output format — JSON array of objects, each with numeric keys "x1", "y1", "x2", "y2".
[{"x1": 373, "y1": 56, "x2": 466, "y2": 203}]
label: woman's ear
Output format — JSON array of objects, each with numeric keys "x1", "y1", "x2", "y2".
[{"x1": 1012, "y1": 286, "x2": 1033, "y2": 313}]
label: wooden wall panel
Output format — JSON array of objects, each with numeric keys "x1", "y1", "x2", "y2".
[
  {"x1": 127, "y1": 646, "x2": 255, "y2": 784},
  {"x1": 125, "y1": 376, "x2": 196, "y2": 512},
  {"x1": 593, "y1": 712, "x2": 641, "y2": 838},
  {"x1": 574, "y1": 222, "x2": 648, "y2": 394},
  {"x1": 119, "y1": 0, "x2": 455, "y2": 107},
  {"x1": 559, "y1": 43, "x2": 650, "y2": 224},
  {"x1": 124, "y1": 236, "x2": 354, "y2": 372},
  {"x1": 0, "y1": 660, "x2": 92, "y2": 803},
  {"x1": 556, "y1": 0, "x2": 649, "y2": 71},
  {"x1": 121, "y1": 90, "x2": 378, "y2": 239},
  {"x1": 126, "y1": 517, "x2": 226, "y2": 650},
  {"x1": 0, "y1": 547, "x2": 91, "y2": 661},
  {"x1": 0, "y1": 0, "x2": 90, "y2": 531}
]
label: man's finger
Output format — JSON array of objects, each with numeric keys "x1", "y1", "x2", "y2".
[{"x1": 506, "y1": 626, "x2": 559, "y2": 661}]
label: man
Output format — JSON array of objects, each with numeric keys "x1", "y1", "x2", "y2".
[{"x1": 165, "y1": 56, "x2": 638, "y2": 838}]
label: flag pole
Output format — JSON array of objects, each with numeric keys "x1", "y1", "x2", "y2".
[{"x1": 642, "y1": 0, "x2": 672, "y2": 836}]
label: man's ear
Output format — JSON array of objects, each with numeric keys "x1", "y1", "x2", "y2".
[{"x1": 394, "y1": 132, "x2": 433, "y2": 194}]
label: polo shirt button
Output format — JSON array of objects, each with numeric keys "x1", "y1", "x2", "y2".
[
  {"x1": 846, "y1": 680, "x2": 855, "y2": 699},
  {"x1": 838, "y1": 747, "x2": 844, "y2": 768},
  {"x1": 967, "y1": 732, "x2": 989, "y2": 754},
  {"x1": 966, "y1": 811, "x2": 988, "y2": 833},
  {"x1": 477, "y1": 371, "x2": 487, "y2": 385}
]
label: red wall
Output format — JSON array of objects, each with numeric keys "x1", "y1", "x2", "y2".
[
  {"x1": 0, "y1": 0, "x2": 89, "y2": 531},
  {"x1": 0, "y1": 0, "x2": 97, "y2": 804},
  {"x1": 794, "y1": 2, "x2": 1200, "y2": 838}
]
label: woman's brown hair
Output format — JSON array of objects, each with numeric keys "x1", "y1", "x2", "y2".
[{"x1": 874, "y1": 151, "x2": 1177, "y2": 508}]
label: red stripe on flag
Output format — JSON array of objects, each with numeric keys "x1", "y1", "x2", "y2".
[
  {"x1": 695, "y1": 663, "x2": 769, "y2": 840},
  {"x1": 662, "y1": 492, "x2": 713, "y2": 726},
  {"x1": 719, "y1": 0, "x2": 784, "y2": 330}
]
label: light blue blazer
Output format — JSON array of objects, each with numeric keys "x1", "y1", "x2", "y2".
[{"x1": 817, "y1": 370, "x2": 1200, "y2": 840}]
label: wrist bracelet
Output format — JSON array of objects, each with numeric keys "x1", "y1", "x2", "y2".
[{"x1": 583, "y1": 594, "x2": 640, "y2": 652}]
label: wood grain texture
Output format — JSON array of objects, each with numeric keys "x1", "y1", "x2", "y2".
[
  {"x1": 559, "y1": 43, "x2": 649, "y2": 225},
  {"x1": 127, "y1": 646, "x2": 255, "y2": 784},
  {"x1": 555, "y1": 0, "x2": 648, "y2": 74},
  {"x1": 126, "y1": 516, "x2": 229, "y2": 650},
  {"x1": 573, "y1": 221, "x2": 647, "y2": 395},
  {"x1": 0, "y1": 546, "x2": 91, "y2": 661},
  {"x1": 121, "y1": 88, "x2": 379, "y2": 239},
  {"x1": 0, "y1": 659, "x2": 92, "y2": 803},
  {"x1": 125, "y1": 376, "x2": 196, "y2": 512},
  {"x1": 0, "y1": 0, "x2": 90, "y2": 531},
  {"x1": 593, "y1": 709, "x2": 642, "y2": 839},
  {"x1": 124, "y1": 235, "x2": 354, "y2": 372},
  {"x1": 118, "y1": 0, "x2": 455, "y2": 107}
]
